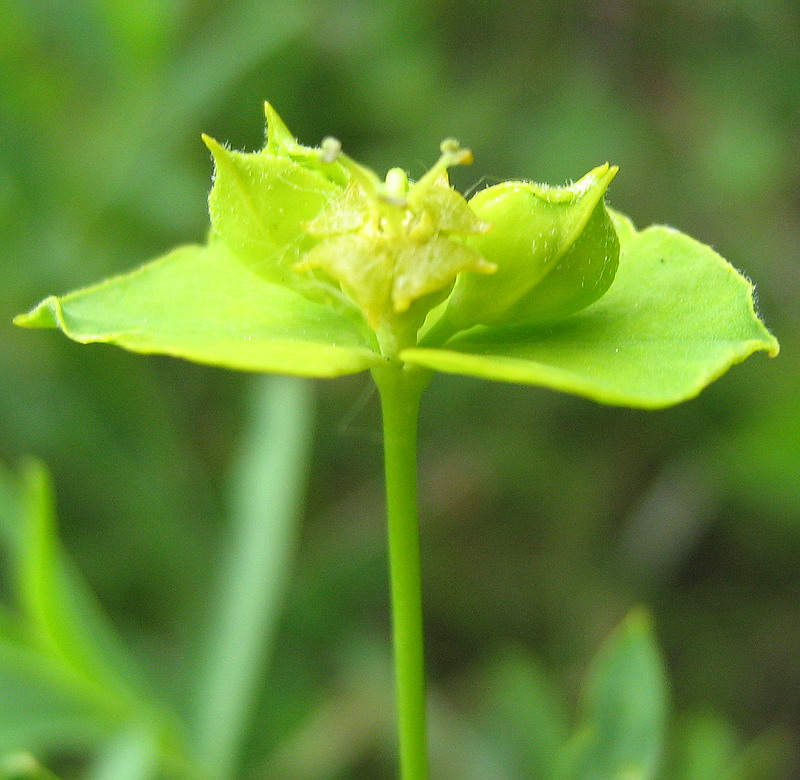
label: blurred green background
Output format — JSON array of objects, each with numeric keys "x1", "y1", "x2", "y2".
[{"x1": 1, "y1": 0, "x2": 798, "y2": 777}]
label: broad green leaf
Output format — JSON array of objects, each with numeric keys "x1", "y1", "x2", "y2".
[
  {"x1": 404, "y1": 211, "x2": 778, "y2": 408},
  {"x1": 14, "y1": 243, "x2": 380, "y2": 377},
  {"x1": 555, "y1": 609, "x2": 668, "y2": 780}
]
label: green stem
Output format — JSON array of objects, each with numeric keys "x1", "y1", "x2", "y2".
[{"x1": 372, "y1": 364, "x2": 431, "y2": 780}]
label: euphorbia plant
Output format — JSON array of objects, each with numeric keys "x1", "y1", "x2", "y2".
[{"x1": 15, "y1": 103, "x2": 778, "y2": 779}]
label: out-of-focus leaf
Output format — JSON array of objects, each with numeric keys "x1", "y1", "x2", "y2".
[
  {"x1": 667, "y1": 713, "x2": 739, "y2": 780},
  {"x1": 403, "y1": 211, "x2": 778, "y2": 408},
  {"x1": 0, "y1": 457, "x2": 197, "y2": 777},
  {"x1": 1, "y1": 460, "x2": 159, "y2": 717},
  {"x1": 479, "y1": 649, "x2": 569, "y2": 779},
  {"x1": 15, "y1": 243, "x2": 381, "y2": 377},
  {"x1": 0, "y1": 463, "x2": 113, "y2": 755},
  {"x1": 0, "y1": 752, "x2": 63, "y2": 779},
  {"x1": 0, "y1": 459, "x2": 185, "y2": 771},
  {"x1": 16, "y1": 460, "x2": 144, "y2": 717},
  {"x1": 667, "y1": 713, "x2": 794, "y2": 780},
  {"x1": 555, "y1": 609, "x2": 668, "y2": 780},
  {"x1": 86, "y1": 726, "x2": 159, "y2": 780},
  {"x1": 190, "y1": 376, "x2": 316, "y2": 779},
  {"x1": 0, "y1": 640, "x2": 107, "y2": 756}
]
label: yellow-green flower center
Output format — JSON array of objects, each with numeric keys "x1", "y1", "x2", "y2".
[{"x1": 294, "y1": 139, "x2": 495, "y2": 355}]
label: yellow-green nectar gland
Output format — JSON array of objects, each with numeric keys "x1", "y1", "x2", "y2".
[{"x1": 296, "y1": 138, "x2": 495, "y2": 356}]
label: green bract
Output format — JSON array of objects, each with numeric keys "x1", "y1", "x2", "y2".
[
  {"x1": 443, "y1": 164, "x2": 620, "y2": 329},
  {"x1": 15, "y1": 102, "x2": 778, "y2": 408}
]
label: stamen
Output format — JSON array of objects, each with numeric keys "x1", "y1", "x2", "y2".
[
  {"x1": 411, "y1": 138, "x2": 474, "y2": 197},
  {"x1": 320, "y1": 136, "x2": 342, "y2": 164},
  {"x1": 439, "y1": 138, "x2": 473, "y2": 166},
  {"x1": 319, "y1": 137, "x2": 382, "y2": 200}
]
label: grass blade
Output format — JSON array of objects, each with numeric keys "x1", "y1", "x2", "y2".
[{"x1": 189, "y1": 376, "x2": 315, "y2": 778}]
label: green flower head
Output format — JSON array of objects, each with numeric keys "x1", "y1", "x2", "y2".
[
  {"x1": 202, "y1": 104, "x2": 621, "y2": 356},
  {"x1": 15, "y1": 102, "x2": 777, "y2": 408},
  {"x1": 294, "y1": 137, "x2": 495, "y2": 346}
]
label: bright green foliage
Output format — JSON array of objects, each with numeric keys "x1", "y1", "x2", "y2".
[
  {"x1": 15, "y1": 104, "x2": 777, "y2": 408},
  {"x1": 403, "y1": 210, "x2": 778, "y2": 407},
  {"x1": 15, "y1": 243, "x2": 381, "y2": 377},
  {"x1": 0, "y1": 460, "x2": 178, "y2": 773},
  {"x1": 10, "y1": 103, "x2": 780, "y2": 779},
  {"x1": 554, "y1": 610, "x2": 668, "y2": 780},
  {"x1": 0, "y1": 378, "x2": 314, "y2": 779}
]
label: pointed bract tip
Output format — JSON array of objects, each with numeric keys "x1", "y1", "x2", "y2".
[
  {"x1": 589, "y1": 164, "x2": 618, "y2": 195},
  {"x1": 201, "y1": 133, "x2": 224, "y2": 155},
  {"x1": 264, "y1": 100, "x2": 285, "y2": 127},
  {"x1": 589, "y1": 162, "x2": 619, "y2": 186},
  {"x1": 563, "y1": 162, "x2": 618, "y2": 200},
  {"x1": 264, "y1": 101, "x2": 296, "y2": 151}
]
